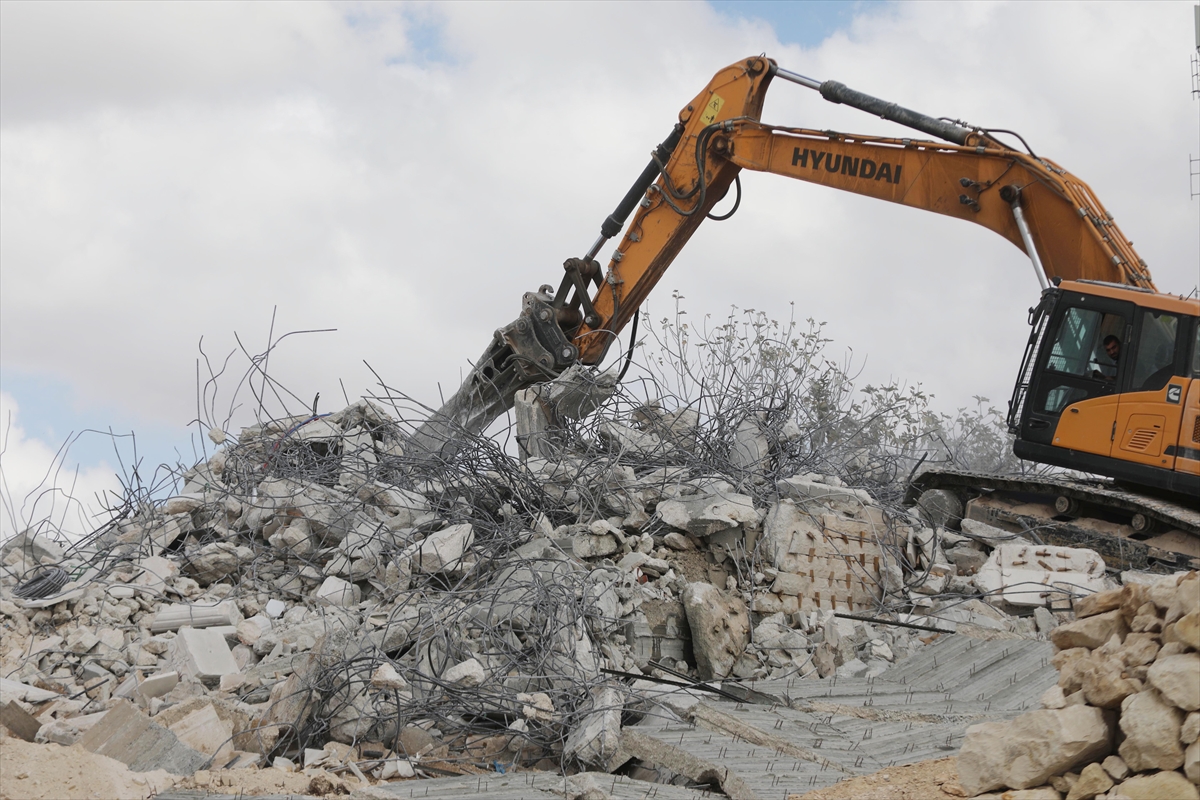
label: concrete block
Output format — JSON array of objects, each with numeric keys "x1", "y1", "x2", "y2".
[
  {"x1": 78, "y1": 699, "x2": 208, "y2": 774},
  {"x1": 0, "y1": 699, "x2": 42, "y2": 741},
  {"x1": 171, "y1": 627, "x2": 239, "y2": 687},
  {"x1": 138, "y1": 670, "x2": 180, "y2": 700},
  {"x1": 264, "y1": 598, "x2": 287, "y2": 618},
  {"x1": 149, "y1": 600, "x2": 241, "y2": 633}
]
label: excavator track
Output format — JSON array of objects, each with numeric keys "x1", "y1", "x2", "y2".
[{"x1": 906, "y1": 469, "x2": 1200, "y2": 572}]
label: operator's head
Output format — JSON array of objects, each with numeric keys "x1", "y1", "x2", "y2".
[{"x1": 1103, "y1": 335, "x2": 1121, "y2": 360}]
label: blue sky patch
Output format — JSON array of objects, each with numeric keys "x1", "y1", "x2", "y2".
[{"x1": 708, "y1": 1, "x2": 887, "y2": 48}]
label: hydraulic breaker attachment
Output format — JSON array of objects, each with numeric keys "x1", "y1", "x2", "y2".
[{"x1": 403, "y1": 287, "x2": 579, "y2": 461}]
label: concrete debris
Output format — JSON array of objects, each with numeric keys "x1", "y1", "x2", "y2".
[{"x1": 3, "y1": 384, "x2": 1195, "y2": 796}]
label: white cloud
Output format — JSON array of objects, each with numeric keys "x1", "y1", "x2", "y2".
[
  {"x1": 0, "y1": 392, "x2": 123, "y2": 542},
  {"x1": 1, "y1": 0, "x2": 1195, "y2": 449}
]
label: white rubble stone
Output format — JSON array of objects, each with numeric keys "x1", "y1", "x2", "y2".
[
  {"x1": 598, "y1": 421, "x2": 662, "y2": 455},
  {"x1": 836, "y1": 659, "x2": 869, "y2": 678},
  {"x1": 315, "y1": 576, "x2": 361, "y2": 607},
  {"x1": 573, "y1": 533, "x2": 620, "y2": 559},
  {"x1": 663, "y1": 532, "x2": 695, "y2": 551},
  {"x1": 1120, "y1": 689, "x2": 1186, "y2": 772},
  {"x1": 775, "y1": 475, "x2": 874, "y2": 506},
  {"x1": 171, "y1": 628, "x2": 239, "y2": 688},
  {"x1": 657, "y1": 492, "x2": 760, "y2": 538},
  {"x1": 1101, "y1": 754, "x2": 1130, "y2": 781},
  {"x1": 264, "y1": 599, "x2": 287, "y2": 618},
  {"x1": 564, "y1": 686, "x2": 622, "y2": 767},
  {"x1": 683, "y1": 581, "x2": 750, "y2": 680},
  {"x1": 1147, "y1": 653, "x2": 1200, "y2": 711},
  {"x1": 1184, "y1": 739, "x2": 1200, "y2": 785},
  {"x1": 443, "y1": 658, "x2": 485, "y2": 687},
  {"x1": 137, "y1": 671, "x2": 180, "y2": 700},
  {"x1": 236, "y1": 614, "x2": 272, "y2": 646},
  {"x1": 975, "y1": 543, "x2": 1107, "y2": 607},
  {"x1": 406, "y1": 524, "x2": 474, "y2": 575},
  {"x1": 958, "y1": 705, "x2": 1113, "y2": 795},
  {"x1": 1114, "y1": 770, "x2": 1199, "y2": 800},
  {"x1": 1182, "y1": 711, "x2": 1200, "y2": 745},
  {"x1": 371, "y1": 663, "x2": 406, "y2": 690},
  {"x1": 1041, "y1": 685, "x2": 1068, "y2": 709},
  {"x1": 164, "y1": 494, "x2": 204, "y2": 515},
  {"x1": 960, "y1": 518, "x2": 1029, "y2": 547},
  {"x1": 730, "y1": 417, "x2": 770, "y2": 474}
]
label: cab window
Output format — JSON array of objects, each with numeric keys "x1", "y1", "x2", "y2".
[
  {"x1": 1040, "y1": 307, "x2": 1125, "y2": 413},
  {"x1": 1131, "y1": 311, "x2": 1179, "y2": 392},
  {"x1": 1191, "y1": 319, "x2": 1200, "y2": 379}
]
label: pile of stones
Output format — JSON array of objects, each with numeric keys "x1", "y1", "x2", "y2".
[{"x1": 958, "y1": 571, "x2": 1199, "y2": 800}]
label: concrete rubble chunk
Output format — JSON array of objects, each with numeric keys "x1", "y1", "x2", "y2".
[
  {"x1": 564, "y1": 686, "x2": 623, "y2": 768},
  {"x1": 77, "y1": 698, "x2": 209, "y2": 775},
  {"x1": 171, "y1": 626, "x2": 240, "y2": 687},
  {"x1": 682, "y1": 581, "x2": 750, "y2": 680},
  {"x1": 976, "y1": 544, "x2": 1107, "y2": 607},
  {"x1": 957, "y1": 705, "x2": 1113, "y2": 795},
  {"x1": 1119, "y1": 689, "x2": 1185, "y2": 772},
  {"x1": 138, "y1": 670, "x2": 180, "y2": 700},
  {"x1": 150, "y1": 600, "x2": 241, "y2": 633},
  {"x1": 657, "y1": 492, "x2": 759, "y2": 538},
  {"x1": 371, "y1": 662, "x2": 406, "y2": 689},
  {"x1": 442, "y1": 657, "x2": 484, "y2": 687},
  {"x1": 406, "y1": 523, "x2": 475, "y2": 574},
  {"x1": 776, "y1": 474, "x2": 873, "y2": 506},
  {"x1": 315, "y1": 575, "x2": 361, "y2": 607}
]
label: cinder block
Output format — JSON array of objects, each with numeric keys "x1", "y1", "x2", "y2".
[{"x1": 171, "y1": 627, "x2": 239, "y2": 687}]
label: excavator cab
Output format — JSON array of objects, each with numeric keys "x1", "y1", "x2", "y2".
[{"x1": 1009, "y1": 280, "x2": 1200, "y2": 500}]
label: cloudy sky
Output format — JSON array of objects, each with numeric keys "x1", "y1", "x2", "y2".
[{"x1": 2, "y1": 1, "x2": 1198, "y2": 538}]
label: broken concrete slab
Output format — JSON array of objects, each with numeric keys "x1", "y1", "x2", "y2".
[
  {"x1": 975, "y1": 543, "x2": 1107, "y2": 607},
  {"x1": 77, "y1": 699, "x2": 209, "y2": 774}
]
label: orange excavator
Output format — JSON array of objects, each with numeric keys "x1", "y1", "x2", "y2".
[{"x1": 411, "y1": 57, "x2": 1200, "y2": 568}]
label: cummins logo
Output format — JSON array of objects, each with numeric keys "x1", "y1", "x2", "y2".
[{"x1": 792, "y1": 147, "x2": 903, "y2": 184}]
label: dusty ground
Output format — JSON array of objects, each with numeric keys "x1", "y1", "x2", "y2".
[
  {"x1": 790, "y1": 756, "x2": 968, "y2": 800},
  {"x1": 0, "y1": 737, "x2": 178, "y2": 800},
  {"x1": 0, "y1": 736, "x2": 376, "y2": 800}
]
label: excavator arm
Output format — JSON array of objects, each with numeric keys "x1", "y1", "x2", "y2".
[
  {"x1": 570, "y1": 57, "x2": 1153, "y2": 364},
  {"x1": 404, "y1": 56, "x2": 1156, "y2": 459}
]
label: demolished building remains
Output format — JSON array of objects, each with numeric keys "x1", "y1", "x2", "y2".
[{"x1": 1, "y1": 366, "x2": 1197, "y2": 800}]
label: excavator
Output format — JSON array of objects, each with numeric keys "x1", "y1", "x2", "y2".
[{"x1": 409, "y1": 56, "x2": 1200, "y2": 570}]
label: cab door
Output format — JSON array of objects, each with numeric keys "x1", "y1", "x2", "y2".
[
  {"x1": 1113, "y1": 309, "x2": 1189, "y2": 469},
  {"x1": 1023, "y1": 294, "x2": 1133, "y2": 455}
]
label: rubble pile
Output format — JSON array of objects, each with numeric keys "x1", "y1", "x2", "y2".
[
  {"x1": 0, "y1": 388, "x2": 1183, "y2": 795},
  {"x1": 958, "y1": 570, "x2": 1200, "y2": 800}
]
